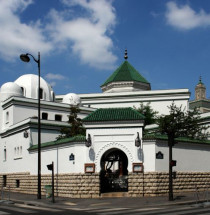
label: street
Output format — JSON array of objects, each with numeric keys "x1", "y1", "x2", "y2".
[{"x1": 1, "y1": 201, "x2": 210, "y2": 215}]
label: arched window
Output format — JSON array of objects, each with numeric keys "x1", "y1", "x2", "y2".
[
  {"x1": 4, "y1": 148, "x2": 6, "y2": 161},
  {"x1": 20, "y1": 146, "x2": 22, "y2": 156},
  {"x1": 21, "y1": 87, "x2": 25, "y2": 96},
  {"x1": 6, "y1": 111, "x2": 9, "y2": 123}
]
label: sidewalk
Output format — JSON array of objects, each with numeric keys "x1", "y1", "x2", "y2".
[{"x1": 0, "y1": 191, "x2": 209, "y2": 209}]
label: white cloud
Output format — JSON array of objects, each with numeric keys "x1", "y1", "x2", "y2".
[
  {"x1": 45, "y1": 73, "x2": 66, "y2": 87},
  {"x1": 45, "y1": 73, "x2": 65, "y2": 80},
  {"x1": 0, "y1": 0, "x2": 53, "y2": 61},
  {"x1": 47, "y1": 0, "x2": 117, "y2": 69},
  {"x1": 0, "y1": 0, "x2": 117, "y2": 69},
  {"x1": 49, "y1": 81, "x2": 56, "y2": 87},
  {"x1": 166, "y1": 1, "x2": 210, "y2": 30}
]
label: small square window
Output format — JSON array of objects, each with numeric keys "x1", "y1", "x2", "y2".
[
  {"x1": 55, "y1": 115, "x2": 62, "y2": 121},
  {"x1": 42, "y1": 112, "x2": 48, "y2": 120}
]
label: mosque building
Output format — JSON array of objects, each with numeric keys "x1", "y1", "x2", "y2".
[{"x1": 0, "y1": 51, "x2": 210, "y2": 198}]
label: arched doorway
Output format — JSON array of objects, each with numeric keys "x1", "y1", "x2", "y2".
[{"x1": 100, "y1": 148, "x2": 128, "y2": 193}]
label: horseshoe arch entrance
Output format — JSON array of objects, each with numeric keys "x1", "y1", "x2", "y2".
[{"x1": 100, "y1": 148, "x2": 128, "y2": 193}]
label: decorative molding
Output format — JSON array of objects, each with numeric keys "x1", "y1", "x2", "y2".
[{"x1": 95, "y1": 142, "x2": 134, "y2": 172}]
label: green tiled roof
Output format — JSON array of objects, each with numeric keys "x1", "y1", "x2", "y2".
[
  {"x1": 101, "y1": 61, "x2": 150, "y2": 87},
  {"x1": 29, "y1": 135, "x2": 86, "y2": 151},
  {"x1": 144, "y1": 134, "x2": 210, "y2": 145},
  {"x1": 83, "y1": 107, "x2": 145, "y2": 122}
]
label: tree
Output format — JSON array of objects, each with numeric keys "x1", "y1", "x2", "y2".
[
  {"x1": 135, "y1": 102, "x2": 158, "y2": 126},
  {"x1": 157, "y1": 103, "x2": 209, "y2": 201},
  {"x1": 57, "y1": 106, "x2": 86, "y2": 140}
]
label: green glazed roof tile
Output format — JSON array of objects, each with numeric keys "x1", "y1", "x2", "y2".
[
  {"x1": 29, "y1": 135, "x2": 86, "y2": 151},
  {"x1": 144, "y1": 134, "x2": 210, "y2": 145},
  {"x1": 83, "y1": 107, "x2": 145, "y2": 122},
  {"x1": 101, "y1": 61, "x2": 150, "y2": 87}
]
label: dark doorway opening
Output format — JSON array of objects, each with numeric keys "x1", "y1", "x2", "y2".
[{"x1": 100, "y1": 149, "x2": 128, "y2": 193}]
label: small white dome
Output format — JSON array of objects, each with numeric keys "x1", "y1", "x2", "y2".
[
  {"x1": 15, "y1": 74, "x2": 54, "y2": 101},
  {"x1": 0, "y1": 82, "x2": 23, "y2": 101},
  {"x1": 62, "y1": 93, "x2": 81, "y2": 106}
]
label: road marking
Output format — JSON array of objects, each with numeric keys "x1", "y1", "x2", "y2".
[
  {"x1": 0, "y1": 211, "x2": 10, "y2": 215},
  {"x1": 0, "y1": 205, "x2": 36, "y2": 214},
  {"x1": 87, "y1": 207, "x2": 130, "y2": 213},
  {"x1": 165, "y1": 207, "x2": 210, "y2": 215},
  {"x1": 64, "y1": 202, "x2": 77, "y2": 206},
  {"x1": 15, "y1": 203, "x2": 63, "y2": 212},
  {"x1": 96, "y1": 208, "x2": 131, "y2": 215},
  {"x1": 129, "y1": 206, "x2": 199, "y2": 215},
  {"x1": 90, "y1": 202, "x2": 111, "y2": 207}
]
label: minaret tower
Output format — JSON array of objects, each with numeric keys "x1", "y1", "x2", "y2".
[{"x1": 195, "y1": 76, "x2": 206, "y2": 100}]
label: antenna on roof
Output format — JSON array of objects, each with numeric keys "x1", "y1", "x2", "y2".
[{"x1": 124, "y1": 49, "x2": 128, "y2": 60}]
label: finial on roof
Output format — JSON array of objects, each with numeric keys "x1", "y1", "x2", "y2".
[
  {"x1": 199, "y1": 76, "x2": 203, "y2": 84},
  {"x1": 124, "y1": 49, "x2": 128, "y2": 60}
]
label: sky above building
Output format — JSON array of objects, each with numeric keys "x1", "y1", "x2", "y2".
[{"x1": 0, "y1": 0, "x2": 210, "y2": 100}]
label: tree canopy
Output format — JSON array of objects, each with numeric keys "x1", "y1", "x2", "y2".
[
  {"x1": 135, "y1": 102, "x2": 158, "y2": 126},
  {"x1": 57, "y1": 106, "x2": 86, "y2": 140},
  {"x1": 157, "y1": 103, "x2": 208, "y2": 142}
]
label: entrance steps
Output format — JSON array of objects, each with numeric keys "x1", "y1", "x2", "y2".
[{"x1": 101, "y1": 192, "x2": 129, "y2": 198}]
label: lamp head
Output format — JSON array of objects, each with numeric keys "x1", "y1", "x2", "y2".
[{"x1": 20, "y1": 54, "x2": 30, "y2": 63}]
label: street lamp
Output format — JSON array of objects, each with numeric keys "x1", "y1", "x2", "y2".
[{"x1": 20, "y1": 52, "x2": 41, "y2": 199}]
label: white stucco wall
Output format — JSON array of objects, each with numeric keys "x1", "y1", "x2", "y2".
[
  {"x1": 77, "y1": 89, "x2": 190, "y2": 115},
  {"x1": 29, "y1": 144, "x2": 86, "y2": 174},
  {"x1": 142, "y1": 142, "x2": 156, "y2": 172},
  {"x1": 154, "y1": 141, "x2": 210, "y2": 172}
]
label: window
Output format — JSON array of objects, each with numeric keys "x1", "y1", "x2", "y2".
[
  {"x1": 20, "y1": 146, "x2": 22, "y2": 156},
  {"x1": 6, "y1": 111, "x2": 9, "y2": 123},
  {"x1": 42, "y1": 112, "x2": 48, "y2": 120},
  {"x1": 4, "y1": 148, "x2": 6, "y2": 161},
  {"x1": 39, "y1": 88, "x2": 43, "y2": 99},
  {"x1": 21, "y1": 87, "x2": 25, "y2": 96},
  {"x1": 51, "y1": 92, "x2": 55, "y2": 102},
  {"x1": 14, "y1": 146, "x2": 22, "y2": 159},
  {"x1": 16, "y1": 180, "x2": 20, "y2": 188},
  {"x1": 55, "y1": 115, "x2": 62, "y2": 121},
  {"x1": 3, "y1": 175, "x2": 6, "y2": 187}
]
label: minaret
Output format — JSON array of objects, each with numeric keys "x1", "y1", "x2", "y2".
[{"x1": 195, "y1": 76, "x2": 206, "y2": 100}]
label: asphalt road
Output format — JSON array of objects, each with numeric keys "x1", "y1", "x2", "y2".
[{"x1": 1, "y1": 201, "x2": 210, "y2": 215}]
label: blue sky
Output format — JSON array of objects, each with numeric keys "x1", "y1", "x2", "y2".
[{"x1": 0, "y1": 0, "x2": 210, "y2": 100}]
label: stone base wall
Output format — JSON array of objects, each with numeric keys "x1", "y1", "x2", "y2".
[
  {"x1": 0, "y1": 173, "x2": 100, "y2": 198},
  {"x1": 128, "y1": 172, "x2": 210, "y2": 197},
  {"x1": 1, "y1": 172, "x2": 210, "y2": 198}
]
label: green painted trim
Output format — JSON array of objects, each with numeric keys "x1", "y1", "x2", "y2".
[{"x1": 28, "y1": 135, "x2": 86, "y2": 151}]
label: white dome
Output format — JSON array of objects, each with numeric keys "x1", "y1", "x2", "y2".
[
  {"x1": 14, "y1": 74, "x2": 54, "y2": 101},
  {"x1": 62, "y1": 93, "x2": 81, "y2": 106},
  {"x1": 0, "y1": 82, "x2": 23, "y2": 101}
]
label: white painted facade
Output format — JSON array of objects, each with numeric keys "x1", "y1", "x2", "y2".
[{"x1": 0, "y1": 70, "x2": 209, "y2": 180}]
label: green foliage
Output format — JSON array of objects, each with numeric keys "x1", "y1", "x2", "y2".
[
  {"x1": 57, "y1": 106, "x2": 86, "y2": 140},
  {"x1": 157, "y1": 103, "x2": 208, "y2": 141},
  {"x1": 135, "y1": 102, "x2": 158, "y2": 126}
]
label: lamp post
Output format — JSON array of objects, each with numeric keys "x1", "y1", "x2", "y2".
[{"x1": 20, "y1": 52, "x2": 41, "y2": 199}]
